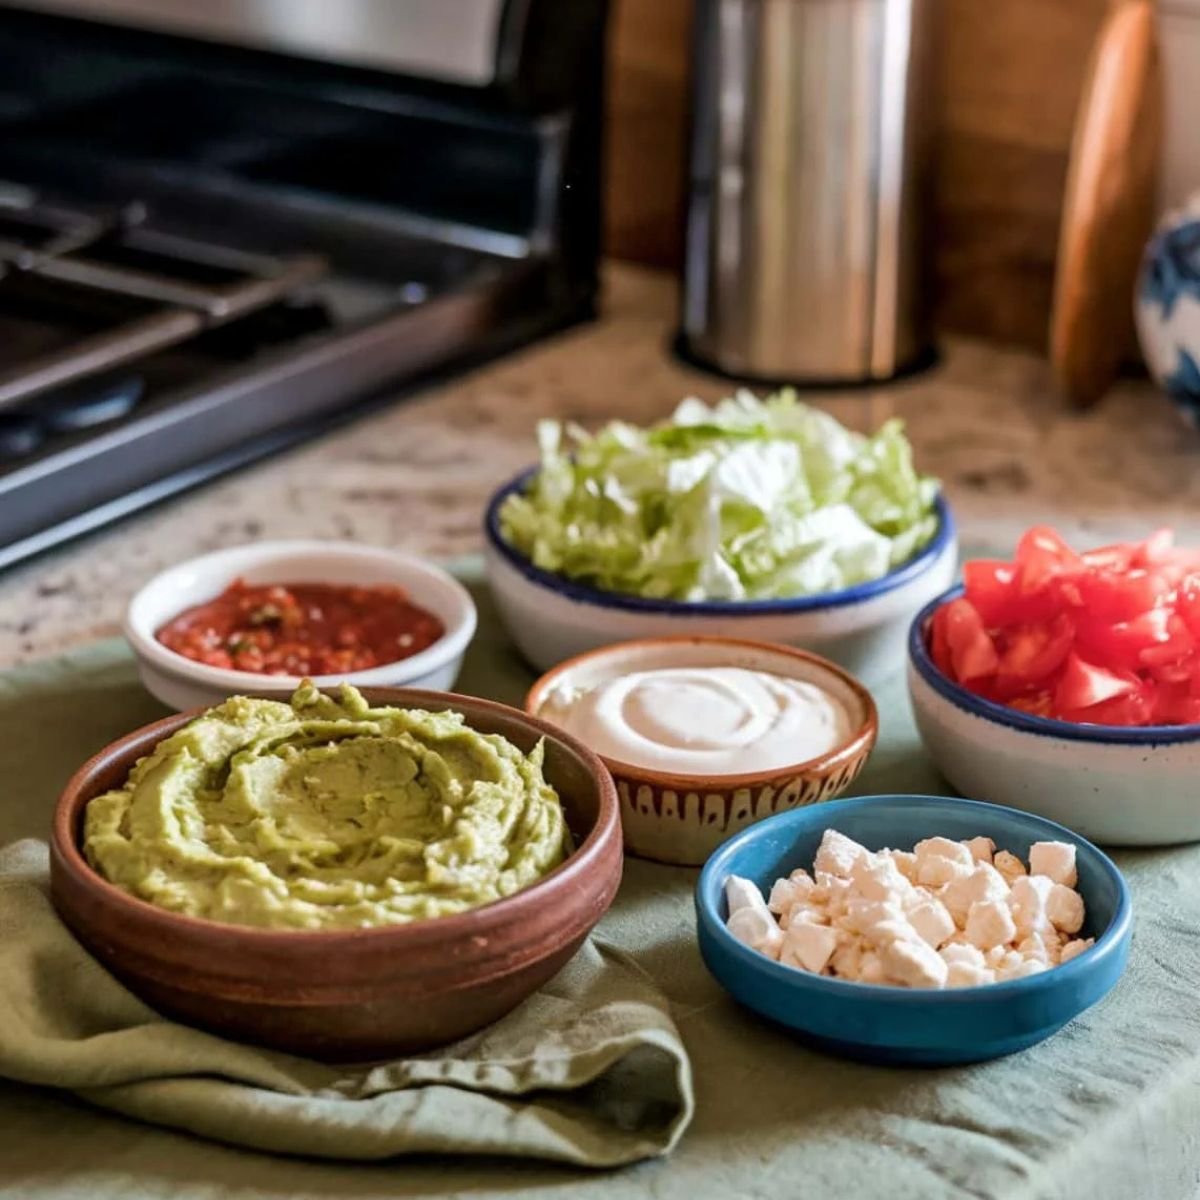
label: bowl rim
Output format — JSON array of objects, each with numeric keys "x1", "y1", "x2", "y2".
[
  {"x1": 524, "y1": 634, "x2": 879, "y2": 788},
  {"x1": 909, "y1": 585, "x2": 1200, "y2": 745},
  {"x1": 484, "y1": 466, "x2": 955, "y2": 615},
  {"x1": 695, "y1": 793, "x2": 1133, "y2": 999},
  {"x1": 123, "y1": 540, "x2": 478, "y2": 692},
  {"x1": 52, "y1": 686, "x2": 620, "y2": 948}
]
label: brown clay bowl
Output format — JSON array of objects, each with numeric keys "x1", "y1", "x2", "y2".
[
  {"x1": 527, "y1": 637, "x2": 878, "y2": 866},
  {"x1": 50, "y1": 687, "x2": 622, "y2": 1062}
]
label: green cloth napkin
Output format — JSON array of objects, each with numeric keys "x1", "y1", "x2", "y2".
[
  {"x1": 5, "y1": 563, "x2": 1200, "y2": 1200},
  {"x1": 0, "y1": 581, "x2": 693, "y2": 1169}
]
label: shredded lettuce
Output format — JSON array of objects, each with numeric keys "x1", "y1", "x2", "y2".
[{"x1": 498, "y1": 389, "x2": 940, "y2": 602}]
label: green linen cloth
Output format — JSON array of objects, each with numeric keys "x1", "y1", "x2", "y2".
[{"x1": 2, "y1": 563, "x2": 1200, "y2": 1200}]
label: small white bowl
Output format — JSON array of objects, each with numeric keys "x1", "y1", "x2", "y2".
[
  {"x1": 485, "y1": 469, "x2": 957, "y2": 683},
  {"x1": 907, "y1": 587, "x2": 1200, "y2": 846},
  {"x1": 125, "y1": 540, "x2": 477, "y2": 712}
]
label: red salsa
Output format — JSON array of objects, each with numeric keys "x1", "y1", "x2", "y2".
[{"x1": 156, "y1": 579, "x2": 445, "y2": 676}]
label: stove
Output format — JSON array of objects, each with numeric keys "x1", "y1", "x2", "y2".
[{"x1": 0, "y1": 0, "x2": 608, "y2": 568}]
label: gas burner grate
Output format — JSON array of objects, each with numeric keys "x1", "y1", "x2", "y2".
[{"x1": 0, "y1": 184, "x2": 327, "y2": 413}]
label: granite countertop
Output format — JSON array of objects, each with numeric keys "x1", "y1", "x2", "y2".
[{"x1": 1, "y1": 262, "x2": 1198, "y2": 667}]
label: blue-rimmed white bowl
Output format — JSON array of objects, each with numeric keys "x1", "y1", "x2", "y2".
[
  {"x1": 484, "y1": 468, "x2": 957, "y2": 682},
  {"x1": 696, "y1": 795, "x2": 1132, "y2": 1065},
  {"x1": 908, "y1": 586, "x2": 1200, "y2": 845}
]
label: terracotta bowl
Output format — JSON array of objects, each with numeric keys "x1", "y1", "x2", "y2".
[
  {"x1": 50, "y1": 688, "x2": 622, "y2": 1062},
  {"x1": 526, "y1": 637, "x2": 878, "y2": 866}
]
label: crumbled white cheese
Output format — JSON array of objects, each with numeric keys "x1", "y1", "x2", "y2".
[
  {"x1": 1029, "y1": 841, "x2": 1078, "y2": 888},
  {"x1": 838, "y1": 897, "x2": 905, "y2": 937},
  {"x1": 880, "y1": 935, "x2": 949, "y2": 988},
  {"x1": 963, "y1": 836, "x2": 996, "y2": 864},
  {"x1": 814, "y1": 829, "x2": 869, "y2": 878},
  {"x1": 941, "y1": 862, "x2": 1009, "y2": 924},
  {"x1": 946, "y1": 961, "x2": 996, "y2": 988},
  {"x1": 812, "y1": 872, "x2": 854, "y2": 915},
  {"x1": 780, "y1": 919, "x2": 839, "y2": 974},
  {"x1": 780, "y1": 901, "x2": 829, "y2": 930},
  {"x1": 858, "y1": 951, "x2": 887, "y2": 984},
  {"x1": 993, "y1": 850, "x2": 1027, "y2": 884},
  {"x1": 767, "y1": 875, "x2": 810, "y2": 915},
  {"x1": 919, "y1": 857, "x2": 973, "y2": 888},
  {"x1": 915, "y1": 837, "x2": 974, "y2": 868},
  {"x1": 725, "y1": 875, "x2": 769, "y2": 917},
  {"x1": 999, "y1": 957, "x2": 1047, "y2": 981},
  {"x1": 1060, "y1": 937, "x2": 1095, "y2": 964},
  {"x1": 964, "y1": 898, "x2": 1017, "y2": 951},
  {"x1": 724, "y1": 831, "x2": 1093, "y2": 989},
  {"x1": 850, "y1": 854, "x2": 914, "y2": 903},
  {"x1": 1017, "y1": 932, "x2": 1055, "y2": 963},
  {"x1": 1009, "y1": 874, "x2": 1055, "y2": 939},
  {"x1": 1046, "y1": 883, "x2": 1085, "y2": 933},
  {"x1": 940, "y1": 942, "x2": 986, "y2": 969},
  {"x1": 727, "y1": 905, "x2": 785, "y2": 959},
  {"x1": 907, "y1": 898, "x2": 957, "y2": 949}
]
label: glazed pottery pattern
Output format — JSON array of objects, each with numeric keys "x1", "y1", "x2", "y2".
[
  {"x1": 616, "y1": 751, "x2": 872, "y2": 864},
  {"x1": 1137, "y1": 195, "x2": 1200, "y2": 424}
]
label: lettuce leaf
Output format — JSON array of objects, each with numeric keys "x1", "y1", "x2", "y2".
[{"x1": 499, "y1": 389, "x2": 940, "y2": 601}]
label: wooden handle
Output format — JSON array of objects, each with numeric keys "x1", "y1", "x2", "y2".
[{"x1": 1050, "y1": 0, "x2": 1162, "y2": 408}]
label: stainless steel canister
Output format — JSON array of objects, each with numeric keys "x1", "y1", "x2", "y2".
[{"x1": 678, "y1": 0, "x2": 935, "y2": 384}]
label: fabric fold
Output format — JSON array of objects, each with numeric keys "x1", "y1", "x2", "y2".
[{"x1": 0, "y1": 839, "x2": 693, "y2": 1167}]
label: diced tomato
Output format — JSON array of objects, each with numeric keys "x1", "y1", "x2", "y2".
[
  {"x1": 1060, "y1": 681, "x2": 1157, "y2": 727},
  {"x1": 1075, "y1": 568, "x2": 1170, "y2": 623},
  {"x1": 940, "y1": 598, "x2": 999, "y2": 682},
  {"x1": 1147, "y1": 658, "x2": 1197, "y2": 686},
  {"x1": 961, "y1": 559, "x2": 1017, "y2": 625},
  {"x1": 1160, "y1": 559, "x2": 1200, "y2": 588},
  {"x1": 1132, "y1": 528, "x2": 1175, "y2": 566},
  {"x1": 1054, "y1": 653, "x2": 1138, "y2": 712},
  {"x1": 995, "y1": 614, "x2": 1074, "y2": 689},
  {"x1": 1081, "y1": 542, "x2": 1136, "y2": 573},
  {"x1": 964, "y1": 558, "x2": 1065, "y2": 625},
  {"x1": 1153, "y1": 680, "x2": 1200, "y2": 724},
  {"x1": 1177, "y1": 575, "x2": 1200, "y2": 639},
  {"x1": 1009, "y1": 691, "x2": 1054, "y2": 718},
  {"x1": 1075, "y1": 607, "x2": 1173, "y2": 670},
  {"x1": 941, "y1": 526, "x2": 1200, "y2": 727},
  {"x1": 1014, "y1": 526, "x2": 1084, "y2": 595},
  {"x1": 1137, "y1": 615, "x2": 1196, "y2": 674},
  {"x1": 929, "y1": 605, "x2": 954, "y2": 676}
]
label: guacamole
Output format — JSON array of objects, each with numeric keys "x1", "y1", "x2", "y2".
[{"x1": 84, "y1": 683, "x2": 570, "y2": 930}]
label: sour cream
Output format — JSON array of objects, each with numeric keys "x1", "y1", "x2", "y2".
[{"x1": 540, "y1": 666, "x2": 852, "y2": 776}]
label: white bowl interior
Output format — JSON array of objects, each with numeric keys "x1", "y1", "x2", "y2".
[
  {"x1": 126, "y1": 540, "x2": 476, "y2": 692},
  {"x1": 534, "y1": 639, "x2": 872, "y2": 737}
]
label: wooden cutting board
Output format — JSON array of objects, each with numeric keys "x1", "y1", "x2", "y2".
[{"x1": 1050, "y1": 0, "x2": 1162, "y2": 408}]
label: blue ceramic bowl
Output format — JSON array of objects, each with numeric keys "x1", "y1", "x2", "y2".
[{"x1": 695, "y1": 795, "x2": 1132, "y2": 1066}]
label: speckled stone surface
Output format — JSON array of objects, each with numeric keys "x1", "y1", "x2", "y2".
[{"x1": 1, "y1": 262, "x2": 1198, "y2": 667}]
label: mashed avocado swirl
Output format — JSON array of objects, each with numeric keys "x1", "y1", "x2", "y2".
[{"x1": 84, "y1": 683, "x2": 570, "y2": 930}]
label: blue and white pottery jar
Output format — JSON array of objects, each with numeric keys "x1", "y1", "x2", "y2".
[{"x1": 1137, "y1": 195, "x2": 1200, "y2": 425}]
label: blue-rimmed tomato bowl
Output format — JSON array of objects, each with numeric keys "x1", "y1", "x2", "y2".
[
  {"x1": 695, "y1": 795, "x2": 1132, "y2": 1066},
  {"x1": 484, "y1": 468, "x2": 957, "y2": 683},
  {"x1": 908, "y1": 587, "x2": 1200, "y2": 846}
]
